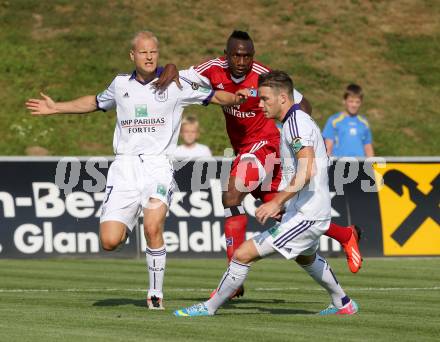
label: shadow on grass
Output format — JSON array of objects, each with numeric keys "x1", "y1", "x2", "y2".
[
  {"x1": 217, "y1": 307, "x2": 316, "y2": 316},
  {"x1": 223, "y1": 300, "x2": 317, "y2": 315},
  {"x1": 174, "y1": 298, "x2": 318, "y2": 315},
  {"x1": 93, "y1": 298, "x2": 146, "y2": 308},
  {"x1": 93, "y1": 298, "x2": 316, "y2": 315},
  {"x1": 178, "y1": 297, "x2": 321, "y2": 306}
]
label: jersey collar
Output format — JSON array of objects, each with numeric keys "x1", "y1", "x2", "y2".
[
  {"x1": 231, "y1": 74, "x2": 246, "y2": 84},
  {"x1": 281, "y1": 103, "x2": 301, "y2": 123},
  {"x1": 129, "y1": 66, "x2": 164, "y2": 85}
]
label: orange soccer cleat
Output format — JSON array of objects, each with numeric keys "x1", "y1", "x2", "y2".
[{"x1": 341, "y1": 225, "x2": 363, "y2": 273}]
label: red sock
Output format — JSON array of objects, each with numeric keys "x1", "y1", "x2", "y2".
[
  {"x1": 224, "y1": 210, "x2": 247, "y2": 262},
  {"x1": 325, "y1": 222, "x2": 352, "y2": 243}
]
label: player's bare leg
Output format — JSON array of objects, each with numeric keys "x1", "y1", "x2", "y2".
[
  {"x1": 99, "y1": 221, "x2": 128, "y2": 251},
  {"x1": 143, "y1": 199, "x2": 168, "y2": 310}
]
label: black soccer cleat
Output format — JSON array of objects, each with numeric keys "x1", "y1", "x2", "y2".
[{"x1": 147, "y1": 295, "x2": 164, "y2": 310}]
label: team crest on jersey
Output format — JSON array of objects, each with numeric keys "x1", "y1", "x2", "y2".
[
  {"x1": 135, "y1": 104, "x2": 149, "y2": 117},
  {"x1": 154, "y1": 90, "x2": 168, "y2": 102},
  {"x1": 291, "y1": 137, "x2": 303, "y2": 153},
  {"x1": 156, "y1": 184, "x2": 167, "y2": 196},
  {"x1": 191, "y1": 82, "x2": 211, "y2": 93}
]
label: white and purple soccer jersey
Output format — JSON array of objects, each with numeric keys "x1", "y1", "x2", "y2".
[
  {"x1": 96, "y1": 68, "x2": 213, "y2": 157},
  {"x1": 98, "y1": 68, "x2": 214, "y2": 228},
  {"x1": 279, "y1": 105, "x2": 331, "y2": 221},
  {"x1": 252, "y1": 105, "x2": 332, "y2": 260}
]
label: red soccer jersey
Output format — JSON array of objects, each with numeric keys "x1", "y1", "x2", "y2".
[{"x1": 194, "y1": 56, "x2": 279, "y2": 150}]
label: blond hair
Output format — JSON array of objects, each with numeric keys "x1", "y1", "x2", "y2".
[
  {"x1": 181, "y1": 115, "x2": 199, "y2": 128},
  {"x1": 131, "y1": 31, "x2": 159, "y2": 50}
]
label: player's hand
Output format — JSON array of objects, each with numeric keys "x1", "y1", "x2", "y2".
[
  {"x1": 25, "y1": 92, "x2": 58, "y2": 115},
  {"x1": 255, "y1": 200, "x2": 283, "y2": 225},
  {"x1": 235, "y1": 88, "x2": 250, "y2": 104},
  {"x1": 153, "y1": 63, "x2": 181, "y2": 92}
]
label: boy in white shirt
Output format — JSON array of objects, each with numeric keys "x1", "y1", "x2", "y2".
[{"x1": 174, "y1": 116, "x2": 212, "y2": 159}]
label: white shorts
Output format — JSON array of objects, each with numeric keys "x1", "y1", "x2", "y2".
[
  {"x1": 252, "y1": 212, "x2": 330, "y2": 260},
  {"x1": 100, "y1": 155, "x2": 175, "y2": 231}
]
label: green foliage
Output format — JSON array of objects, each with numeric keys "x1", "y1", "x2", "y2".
[
  {"x1": 0, "y1": 0, "x2": 439, "y2": 156},
  {"x1": 385, "y1": 33, "x2": 440, "y2": 90}
]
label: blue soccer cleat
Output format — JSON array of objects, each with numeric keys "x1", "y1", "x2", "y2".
[
  {"x1": 174, "y1": 303, "x2": 212, "y2": 317},
  {"x1": 319, "y1": 300, "x2": 359, "y2": 315}
]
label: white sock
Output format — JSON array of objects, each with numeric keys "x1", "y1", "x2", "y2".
[
  {"x1": 146, "y1": 245, "x2": 166, "y2": 299},
  {"x1": 204, "y1": 259, "x2": 250, "y2": 314},
  {"x1": 300, "y1": 254, "x2": 349, "y2": 308}
]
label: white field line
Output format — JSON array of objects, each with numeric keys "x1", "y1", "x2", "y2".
[{"x1": 0, "y1": 286, "x2": 439, "y2": 293}]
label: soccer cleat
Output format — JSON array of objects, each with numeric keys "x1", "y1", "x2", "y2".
[
  {"x1": 319, "y1": 300, "x2": 359, "y2": 315},
  {"x1": 209, "y1": 285, "x2": 245, "y2": 299},
  {"x1": 174, "y1": 303, "x2": 212, "y2": 317},
  {"x1": 147, "y1": 296, "x2": 164, "y2": 310},
  {"x1": 230, "y1": 285, "x2": 245, "y2": 298},
  {"x1": 341, "y1": 225, "x2": 363, "y2": 273}
]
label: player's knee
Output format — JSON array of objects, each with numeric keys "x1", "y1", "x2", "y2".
[
  {"x1": 100, "y1": 234, "x2": 122, "y2": 251},
  {"x1": 296, "y1": 253, "x2": 316, "y2": 266},
  {"x1": 99, "y1": 222, "x2": 126, "y2": 251},
  {"x1": 233, "y1": 248, "x2": 253, "y2": 264},
  {"x1": 222, "y1": 191, "x2": 242, "y2": 208},
  {"x1": 144, "y1": 222, "x2": 162, "y2": 242}
]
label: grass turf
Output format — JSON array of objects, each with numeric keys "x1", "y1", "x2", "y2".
[{"x1": 0, "y1": 258, "x2": 439, "y2": 341}]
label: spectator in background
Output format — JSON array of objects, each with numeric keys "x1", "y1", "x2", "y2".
[
  {"x1": 322, "y1": 84, "x2": 374, "y2": 157},
  {"x1": 174, "y1": 115, "x2": 212, "y2": 159}
]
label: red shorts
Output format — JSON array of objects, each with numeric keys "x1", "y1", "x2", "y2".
[{"x1": 230, "y1": 138, "x2": 281, "y2": 203}]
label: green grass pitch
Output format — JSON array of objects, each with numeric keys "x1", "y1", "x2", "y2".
[{"x1": 0, "y1": 258, "x2": 439, "y2": 341}]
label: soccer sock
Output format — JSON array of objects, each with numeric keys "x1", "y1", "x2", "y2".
[
  {"x1": 224, "y1": 206, "x2": 248, "y2": 262},
  {"x1": 145, "y1": 245, "x2": 166, "y2": 299},
  {"x1": 300, "y1": 254, "x2": 349, "y2": 309},
  {"x1": 205, "y1": 259, "x2": 250, "y2": 314},
  {"x1": 325, "y1": 222, "x2": 352, "y2": 243}
]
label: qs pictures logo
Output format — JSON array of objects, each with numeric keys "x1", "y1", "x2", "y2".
[{"x1": 374, "y1": 163, "x2": 440, "y2": 255}]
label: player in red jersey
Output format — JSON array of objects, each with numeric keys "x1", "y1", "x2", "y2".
[{"x1": 161, "y1": 31, "x2": 362, "y2": 291}]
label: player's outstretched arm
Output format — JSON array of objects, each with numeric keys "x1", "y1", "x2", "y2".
[
  {"x1": 210, "y1": 89, "x2": 249, "y2": 106},
  {"x1": 26, "y1": 93, "x2": 98, "y2": 116}
]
